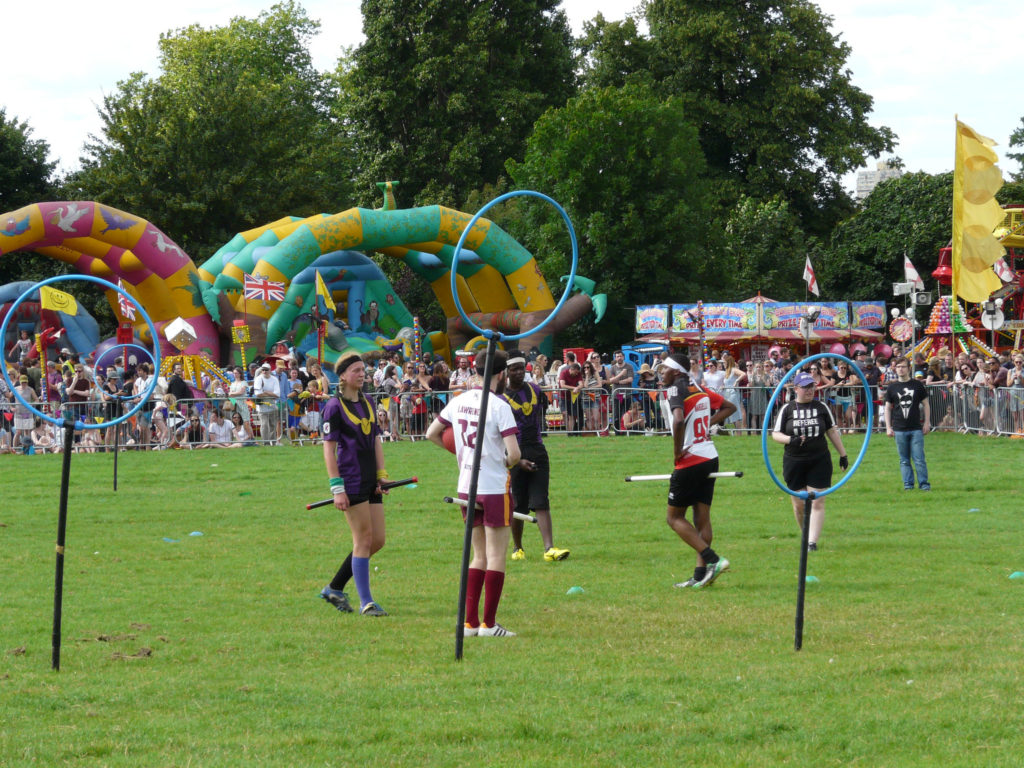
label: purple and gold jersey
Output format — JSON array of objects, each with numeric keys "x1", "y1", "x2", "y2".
[
  {"x1": 504, "y1": 382, "x2": 547, "y2": 446},
  {"x1": 322, "y1": 393, "x2": 381, "y2": 496}
]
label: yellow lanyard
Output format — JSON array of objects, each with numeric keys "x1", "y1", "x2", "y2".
[
  {"x1": 340, "y1": 393, "x2": 375, "y2": 435},
  {"x1": 507, "y1": 385, "x2": 537, "y2": 417}
]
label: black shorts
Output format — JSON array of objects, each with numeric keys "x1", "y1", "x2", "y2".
[
  {"x1": 667, "y1": 456, "x2": 718, "y2": 509},
  {"x1": 346, "y1": 490, "x2": 384, "y2": 506},
  {"x1": 510, "y1": 443, "x2": 550, "y2": 513},
  {"x1": 782, "y1": 452, "x2": 832, "y2": 491}
]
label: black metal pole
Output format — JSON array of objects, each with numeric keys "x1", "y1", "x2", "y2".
[
  {"x1": 52, "y1": 418, "x2": 76, "y2": 671},
  {"x1": 455, "y1": 336, "x2": 498, "y2": 661},
  {"x1": 794, "y1": 492, "x2": 814, "y2": 651},
  {"x1": 113, "y1": 400, "x2": 121, "y2": 491}
]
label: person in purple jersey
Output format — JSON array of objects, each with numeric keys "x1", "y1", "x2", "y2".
[
  {"x1": 504, "y1": 352, "x2": 570, "y2": 563},
  {"x1": 319, "y1": 354, "x2": 390, "y2": 617}
]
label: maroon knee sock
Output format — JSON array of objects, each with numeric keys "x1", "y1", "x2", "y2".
[
  {"x1": 482, "y1": 570, "x2": 506, "y2": 627},
  {"x1": 466, "y1": 568, "x2": 485, "y2": 627}
]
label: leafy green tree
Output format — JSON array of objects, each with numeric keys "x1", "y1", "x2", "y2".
[
  {"x1": 507, "y1": 83, "x2": 717, "y2": 349},
  {"x1": 576, "y1": 14, "x2": 654, "y2": 91},
  {"x1": 582, "y1": 0, "x2": 895, "y2": 237},
  {"x1": 996, "y1": 179, "x2": 1024, "y2": 207},
  {"x1": 0, "y1": 109, "x2": 56, "y2": 213},
  {"x1": 819, "y1": 172, "x2": 952, "y2": 300},
  {"x1": 1007, "y1": 119, "x2": 1024, "y2": 181},
  {"x1": 0, "y1": 111, "x2": 67, "y2": 294},
  {"x1": 341, "y1": 0, "x2": 577, "y2": 210},
  {"x1": 68, "y1": 1, "x2": 351, "y2": 260},
  {"x1": 726, "y1": 196, "x2": 811, "y2": 300}
]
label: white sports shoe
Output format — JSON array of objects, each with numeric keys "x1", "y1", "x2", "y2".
[
  {"x1": 478, "y1": 623, "x2": 516, "y2": 637},
  {"x1": 695, "y1": 558, "x2": 730, "y2": 588}
]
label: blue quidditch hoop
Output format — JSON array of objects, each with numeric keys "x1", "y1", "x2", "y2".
[
  {"x1": 95, "y1": 342, "x2": 155, "y2": 384},
  {"x1": 94, "y1": 343, "x2": 158, "y2": 401},
  {"x1": 450, "y1": 190, "x2": 578, "y2": 343},
  {"x1": 0, "y1": 276, "x2": 162, "y2": 429},
  {"x1": 760, "y1": 353, "x2": 872, "y2": 499}
]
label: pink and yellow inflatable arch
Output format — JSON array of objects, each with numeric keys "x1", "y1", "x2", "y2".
[{"x1": 0, "y1": 201, "x2": 218, "y2": 358}]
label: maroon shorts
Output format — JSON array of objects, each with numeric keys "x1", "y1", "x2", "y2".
[{"x1": 458, "y1": 491, "x2": 513, "y2": 528}]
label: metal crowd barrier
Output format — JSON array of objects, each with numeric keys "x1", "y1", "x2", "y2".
[
  {"x1": 374, "y1": 384, "x2": 625, "y2": 438},
  {"x1": 995, "y1": 385, "x2": 1024, "y2": 437},
  {"x1": 943, "y1": 380, "x2": 1021, "y2": 437},
  {"x1": 0, "y1": 396, "x2": 291, "y2": 451},
  {"x1": 8, "y1": 380, "x2": 1024, "y2": 451},
  {"x1": 924, "y1": 384, "x2": 957, "y2": 432}
]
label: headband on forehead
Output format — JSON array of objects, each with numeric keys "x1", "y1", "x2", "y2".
[
  {"x1": 506, "y1": 356, "x2": 526, "y2": 367},
  {"x1": 663, "y1": 357, "x2": 687, "y2": 373},
  {"x1": 334, "y1": 354, "x2": 364, "y2": 375}
]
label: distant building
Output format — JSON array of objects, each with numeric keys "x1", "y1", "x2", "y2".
[{"x1": 856, "y1": 161, "x2": 904, "y2": 201}]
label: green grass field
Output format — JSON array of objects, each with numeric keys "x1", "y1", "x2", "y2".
[{"x1": 2, "y1": 432, "x2": 1022, "y2": 767}]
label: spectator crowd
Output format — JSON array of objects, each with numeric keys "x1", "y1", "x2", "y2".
[{"x1": 4, "y1": 341, "x2": 1024, "y2": 455}]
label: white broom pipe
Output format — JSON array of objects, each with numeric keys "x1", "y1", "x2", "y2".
[
  {"x1": 442, "y1": 496, "x2": 537, "y2": 523},
  {"x1": 624, "y1": 471, "x2": 743, "y2": 482}
]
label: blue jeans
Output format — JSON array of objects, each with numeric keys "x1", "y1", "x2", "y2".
[{"x1": 894, "y1": 430, "x2": 929, "y2": 489}]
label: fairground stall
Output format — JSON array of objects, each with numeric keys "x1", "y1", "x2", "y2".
[{"x1": 632, "y1": 294, "x2": 885, "y2": 366}]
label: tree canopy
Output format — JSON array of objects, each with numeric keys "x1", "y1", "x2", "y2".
[
  {"x1": 1008, "y1": 119, "x2": 1024, "y2": 181},
  {"x1": 67, "y1": 1, "x2": 350, "y2": 260},
  {"x1": 507, "y1": 83, "x2": 716, "y2": 348},
  {"x1": 341, "y1": 0, "x2": 577, "y2": 209},
  {"x1": 582, "y1": 0, "x2": 895, "y2": 237},
  {"x1": 725, "y1": 195, "x2": 811, "y2": 301},
  {"x1": 819, "y1": 171, "x2": 952, "y2": 300},
  {"x1": 0, "y1": 111, "x2": 66, "y2": 297},
  {"x1": 1, "y1": 1, "x2": 931, "y2": 348},
  {"x1": 0, "y1": 109, "x2": 56, "y2": 212}
]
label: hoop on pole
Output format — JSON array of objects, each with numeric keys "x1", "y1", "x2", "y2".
[
  {"x1": 760, "y1": 353, "x2": 872, "y2": 500},
  {"x1": 0, "y1": 276, "x2": 160, "y2": 671},
  {"x1": 760, "y1": 352, "x2": 872, "y2": 652},
  {"x1": 449, "y1": 189, "x2": 579, "y2": 343},
  {"x1": 0, "y1": 276, "x2": 162, "y2": 428},
  {"x1": 95, "y1": 342, "x2": 156, "y2": 385},
  {"x1": 447, "y1": 191, "x2": 579, "y2": 661}
]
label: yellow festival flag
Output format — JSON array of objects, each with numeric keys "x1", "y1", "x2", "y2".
[
  {"x1": 952, "y1": 119, "x2": 1003, "y2": 304},
  {"x1": 39, "y1": 286, "x2": 79, "y2": 315},
  {"x1": 315, "y1": 270, "x2": 336, "y2": 312}
]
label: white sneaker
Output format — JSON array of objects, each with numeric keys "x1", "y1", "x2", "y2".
[
  {"x1": 463, "y1": 623, "x2": 479, "y2": 637},
  {"x1": 695, "y1": 558, "x2": 730, "y2": 588},
  {"x1": 478, "y1": 623, "x2": 516, "y2": 637}
]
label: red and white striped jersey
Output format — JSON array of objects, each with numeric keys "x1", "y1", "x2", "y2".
[{"x1": 666, "y1": 383, "x2": 724, "y2": 469}]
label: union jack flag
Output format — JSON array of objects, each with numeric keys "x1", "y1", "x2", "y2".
[
  {"x1": 117, "y1": 280, "x2": 136, "y2": 320},
  {"x1": 244, "y1": 273, "x2": 286, "y2": 302}
]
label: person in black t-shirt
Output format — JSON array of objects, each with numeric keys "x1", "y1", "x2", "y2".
[
  {"x1": 504, "y1": 353, "x2": 570, "y2": 563},
  {"x1": 884, "y1": 358, "x2": 931, "y2": 490},
  {"x1": 165, "y1": 362, "x2": 193, "y2": 401},
  {"x1": 771, "y1": 372, "x2": 849, "y2": 551}
]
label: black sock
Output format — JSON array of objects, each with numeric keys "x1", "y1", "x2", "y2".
[
  {"x1": 699, "y1": 547, "x2": 718, "y2": 564},
  {"x1": 330, "y1": 552, "x2": 353, "y2": 591},
  {"x1": 693, "y1": 566, "x2": 707, "y2": 581}
]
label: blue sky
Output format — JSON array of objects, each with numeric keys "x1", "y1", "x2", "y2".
[{"x1": 2, "y1": 0, "x2": 1021, "y2": 188}]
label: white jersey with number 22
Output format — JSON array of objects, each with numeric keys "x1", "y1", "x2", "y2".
[{"x1": 438, "y1": 389, "x2": 519, "y2": 494}]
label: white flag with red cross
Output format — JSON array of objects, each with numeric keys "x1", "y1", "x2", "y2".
[{"x1": 803, "y1": 256, "x2": 819, "y2": 296}]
